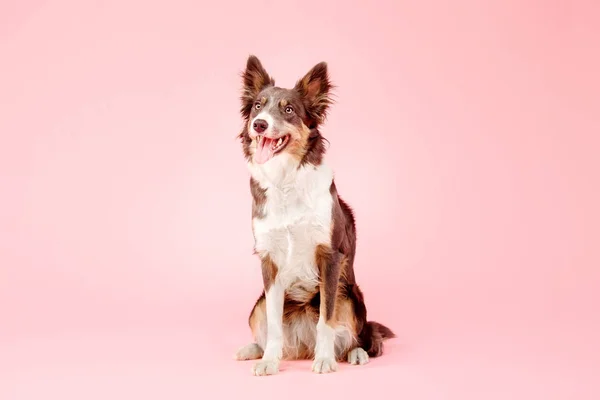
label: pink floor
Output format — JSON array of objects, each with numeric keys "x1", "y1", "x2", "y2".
[{"x1": 2, "y1": 315, "x2": 599, "y2": 399}]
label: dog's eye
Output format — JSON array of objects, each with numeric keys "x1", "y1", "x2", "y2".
[
  {"x1": 254, "y1": 103, "x2": 261, "y2": 110},
  {"x1": 285, "y1": 106, "x2": 294, "y2": 114}
]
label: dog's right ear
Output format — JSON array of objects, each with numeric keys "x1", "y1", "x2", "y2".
[{"x1": 240, "y1": 55, "x2": 274, "y2": 119}]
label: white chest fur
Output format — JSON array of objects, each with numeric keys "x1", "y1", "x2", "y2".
[{"x1": 249, "y1": 155, "x2": 334, "y2": 297}]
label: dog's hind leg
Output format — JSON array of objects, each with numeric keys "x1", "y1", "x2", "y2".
[{"x1": 234, "y1": 291, "x2": 267, "y2": 361}]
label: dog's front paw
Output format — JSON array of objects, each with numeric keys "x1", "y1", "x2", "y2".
[
  {"x1": 312, "y1": 357, "x2": 338, "y2": 374},
  {"x1": 252, "y1": 359, "x2": 280, "y2": 376}
]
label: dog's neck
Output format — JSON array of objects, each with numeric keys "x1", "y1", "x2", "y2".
[
  {"x1": 248, "y1": 154, "x2": 327, "y2": 189},
  {"x1": 248, "y1": 154, "x2": 333, "y2": 192}
]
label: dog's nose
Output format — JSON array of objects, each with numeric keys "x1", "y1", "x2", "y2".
[{"x1": 253, "y1": 119, "x2": 268, "y2": 134}]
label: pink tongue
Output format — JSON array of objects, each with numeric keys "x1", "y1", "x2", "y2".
[{"x1": 255, "y1": 137, "x2": 275, "y2": 164}]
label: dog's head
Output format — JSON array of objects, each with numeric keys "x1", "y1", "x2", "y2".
[{"x1": 238, "y1": 55, "x2": 333, "y2": 166}]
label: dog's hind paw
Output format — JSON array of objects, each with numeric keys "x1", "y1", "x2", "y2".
[
  {"x1": 234, "y1": 343, "x2": 263, "y2": 361},
  {"x1": 347, "y1": 347, "x2": 369, "y2": 365}
]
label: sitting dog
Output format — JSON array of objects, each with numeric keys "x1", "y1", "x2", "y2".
[{"x1": 234, "y1": 55, "x2": 394, "y2": 376}]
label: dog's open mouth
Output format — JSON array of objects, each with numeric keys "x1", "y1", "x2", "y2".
[{"x1": 254, "y1": 134, "x2": 290, "y2": 164}]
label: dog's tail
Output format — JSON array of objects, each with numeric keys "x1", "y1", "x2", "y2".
[{"x1": 363, "y1": 321, "x2": 396, "y2": 357}]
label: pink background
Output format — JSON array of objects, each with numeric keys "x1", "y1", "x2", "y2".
[{"x1": 1, "y1": 0, "x2": 599, "y2": 399}]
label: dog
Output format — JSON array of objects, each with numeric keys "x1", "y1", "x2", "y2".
[{"x1": 234, "y1": 55, "x2": 394, "y2": 376}]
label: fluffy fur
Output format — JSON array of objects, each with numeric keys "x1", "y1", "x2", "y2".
[{"x1": 234, "y1": 55, "x2": 395, "y2": 376}]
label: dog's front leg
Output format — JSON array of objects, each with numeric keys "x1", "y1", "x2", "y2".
[
  {"x1": 252, "y1": 255, "x2": 284, "y2": 376},
  {"x1": 312, "y1": 245, "x2": 342, "y2": 374}
]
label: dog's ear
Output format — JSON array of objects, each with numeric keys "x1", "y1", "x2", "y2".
[
  {"x1": 241, "y1": 55, "x2": 275, "y2": 119},
  {"x1": 294, "y1": 62, "x2": 333, "y2": 126}
]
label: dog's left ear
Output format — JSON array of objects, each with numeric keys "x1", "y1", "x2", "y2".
[{"x1": 294, "y1": 62, "x2": 333, "y2": 126}]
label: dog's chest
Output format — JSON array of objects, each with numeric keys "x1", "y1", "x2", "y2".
[{"x1": 251, "y1": 162, "x2": 334, "y2": 291}]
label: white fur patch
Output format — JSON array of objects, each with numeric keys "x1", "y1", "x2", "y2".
[
  {"x1": 315, "y1": 316, "x2": 336, "y2": 355},
  {"x1": 262, "y1": 283, "x2": 285, "y2": 361},
  {"x1": 249, "y1": 154, "x2": 334, "y2": 291}
]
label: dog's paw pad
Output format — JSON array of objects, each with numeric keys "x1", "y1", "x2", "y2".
[
  {"x1": 312, "y1": 357, "x2": 338, "y2": 374},
  {"x1": 347, "y1": 347, "x2": 369, "y2": 365},
  {"x1": 252, "y1": 359, "x2": 280, "y2": 376},
  {"x1": 234, "y1": 343, "x2": 263, "y2": 361}
]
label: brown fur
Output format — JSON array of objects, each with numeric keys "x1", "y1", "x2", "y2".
[
  {"x1": 286, "y1": 123, "x2": 312, "y2": 164},
  {"x1": 249, "y1": 177, "x2": 266, "y2": 219},
  {"x1": 240, "y1": 56, "x2": 275, "y2": 119},
  {"x1": 293, "y1": 61, "x2": 335, "y2": 127},
  {"x1": 315, "y1": 244, "x2": 342, "y2": 322},
  {"x1": 260, "y1": 255, "x2": 278, "y2": 292}
]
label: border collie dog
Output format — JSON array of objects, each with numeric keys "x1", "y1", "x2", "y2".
[{"x1": 234, "y1": 55, "x2": 394, "y2": 376}]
